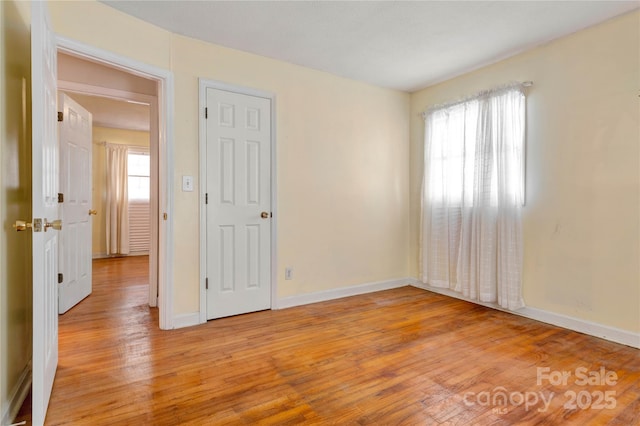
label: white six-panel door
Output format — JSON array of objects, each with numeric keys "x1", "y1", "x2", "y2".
[
  {"x1": 31, "y1": 2, "x2": 59, "y2": 424},
  {"x1": 58, "y1": 93, "x2": 93, "y2": 314},
  {"x1": 205, "y1": 88, "x2": 271, "y2": 319}
]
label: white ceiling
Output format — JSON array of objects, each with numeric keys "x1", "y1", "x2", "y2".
[{"x1": 100, "y1": 1, "x2": 638, "y2": 92}]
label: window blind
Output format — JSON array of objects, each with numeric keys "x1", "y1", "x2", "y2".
[{"x1": 128, "y1": 201, "x2": 150, "y2": 254}]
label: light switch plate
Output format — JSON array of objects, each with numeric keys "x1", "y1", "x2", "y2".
[{"x1": 182, "y1": 175, "x2": 194, "y2": 192}]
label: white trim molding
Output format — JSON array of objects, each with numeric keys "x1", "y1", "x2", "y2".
[
  {"x1": 56, "y1": 36, "x2": 175, "y2": 330},
  {"x1": 410, "y1": 279, "x2": 640, "y2": 349},
  {"x1": 1, "y1": 362, "x2": 31, "y2": 426},
  {"x1": 173, "y1": 312, "x2": 201, "y2": 329},
  {"x1": 198, "y1": 79, "x2": 278, "y2": 324},
  {"x1": 57, "y1": 80, "x2": 156, "y2": 105},
  {"x1": 277, "y1": 278, "x2": 413, "y2": 310}
]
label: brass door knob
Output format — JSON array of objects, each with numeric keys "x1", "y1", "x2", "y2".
[
  {"x1": 13, "y1": 218, "x2": 43, "y2": 232},
  {"x1": 89, "y1": 209, "x2": 98, "y2": 215},
  {"x1": 44, "y1": 219, "x2": 62, "y2": 231},
  {"x1": 261, "y1": 212, "x2": 269, "y2": 219},
  {"x1": 13, "y1": 220, "x2": 33, "y2": 232}
]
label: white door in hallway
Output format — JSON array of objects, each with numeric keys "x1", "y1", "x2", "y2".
[
  {"x1": 205, "y1": 88, "x2": 272, "y2": 319},
  {"x1": 31, "y1": 2, "x2": 59, "y2": 424},
  {"x1": 58, "y1": 93, "x2": 93, "y2": 313}
]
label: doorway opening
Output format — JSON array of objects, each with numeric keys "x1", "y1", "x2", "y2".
[
  {"x1": 56, "y1": 36, "x2": 175, "y2": 330},
  {"x1": 57, "y1": 51, "x2": 159, "y2": 314}
]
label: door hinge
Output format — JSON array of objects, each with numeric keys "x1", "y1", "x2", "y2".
[
  {"x1": 57, "y1": 111, "x2": 63, "y2": 122},
  {"x1": 205, "y1": 107, "x2": 208, "y2": 119},
  {"x1": 58, "y1": 193, "x2": 64, "y2": 203},
  {"x1": 205, "y1": 278, "x2": 208, "y2": 290},
  {"x1": 205, "y1": 193, "x2": 208, "y2": 204},
  {"x1": 58, "y1": 273, "x2": 63, "y2": 284}
]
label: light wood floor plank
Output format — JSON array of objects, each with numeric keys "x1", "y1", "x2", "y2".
[{"x1": 15, "y1": 255, "x2": 639, "y2": 425}]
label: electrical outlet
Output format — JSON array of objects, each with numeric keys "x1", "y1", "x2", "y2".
[{"x1": 285, "y1": 267, "x2": 293, "y2": 280}]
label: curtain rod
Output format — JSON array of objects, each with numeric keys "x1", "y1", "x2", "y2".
[{"x1": 421, "y1": 80, "x2": 533, "y2": 118}]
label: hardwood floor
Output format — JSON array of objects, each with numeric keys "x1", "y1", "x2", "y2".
[{"x1": 15, "y1": 256, "x2": 640, "y2": 425}]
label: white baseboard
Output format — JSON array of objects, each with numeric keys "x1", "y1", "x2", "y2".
[
  {"x1": 410, "y1": 279, "x2": 640, "y2": 349},
  {"x1": 276, "y1": 277, "x2": 412, "y2": 310},
  {"x1": 1, "y1": 362, "x2": 31, "y2": 426},
  {"x1": 173, "y1": 312, "x2": 201, "y2": 329}
]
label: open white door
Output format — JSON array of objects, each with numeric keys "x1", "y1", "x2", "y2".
[
  {"x1": 58, "y1": 93, "x2": 93, "y2": 313},
  {"x1": 31, "y1": 1, "x2": 59, "y2": 424},
  {"x1": 205, "y1": 88, "x2": 272, "y2": 319}
]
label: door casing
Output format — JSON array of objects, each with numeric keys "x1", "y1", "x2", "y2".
[
  {"x1": 198, "y1": 79, "x2": 278, "y2": 323},
  {"x1": 56, "y1": 36, "x2": 175, "y2": 330}
]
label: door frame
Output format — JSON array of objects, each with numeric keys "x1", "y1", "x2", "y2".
[
  {"x1": 198, "y1": 79, "x2": 278, "y2": 323},
  {"x1": 56, "y1": 36, "x2": 175, "y2": 329}
]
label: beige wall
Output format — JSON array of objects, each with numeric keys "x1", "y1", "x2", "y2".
[
  {"x1": 410, "y1": 11, "x2": 640, "y2": 333},
  {"x1": 0, "y1": 0, "x2": 32, "y2": 422},
  {"x1": 91, "y1": 126, "x2": 150, "y2": 256},
  {"x1": 172, "y1": 36, "x2": 410, "y2": 312},
  {"x1": 50, "y1": 1, "x2": 171, "y2": 70},
  {"x1": 49, "y1": 1, "x2": 411, "y2": 315},
  {"x1": 49, "y1": 1, "x2": 637, "y2": 334}
]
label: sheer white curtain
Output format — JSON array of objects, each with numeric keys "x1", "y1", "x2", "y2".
[
  {"x1": 105, "y1": 144, "x2": 130, "y2": 255},
  {"x1": 421, "y1": 85, "x2": 525, "y2": 310}
]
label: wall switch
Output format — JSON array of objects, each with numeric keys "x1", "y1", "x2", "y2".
[
  {"x1": 182, "y1": 175, "x2": 194, "y2": 192},
  {"x1": 285, "y1": 267, "x2": 293, "y2": 280}
]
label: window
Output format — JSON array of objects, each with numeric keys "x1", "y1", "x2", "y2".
[
  {"x1": 127, "y1": 149, "x2": 151, "y2": 254},
  {"x1": 421, "y1": 84, "x2": 526, "y2": 311},
  {"x1": 424, "y1": 88, "x2": 524, "y2": 207},
  {"x1": 427, "y1": 101, "x2": 478, "y2": 205},
  {"x1": 128, "y1": 151, "x2": 150, "y2": 200}
]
